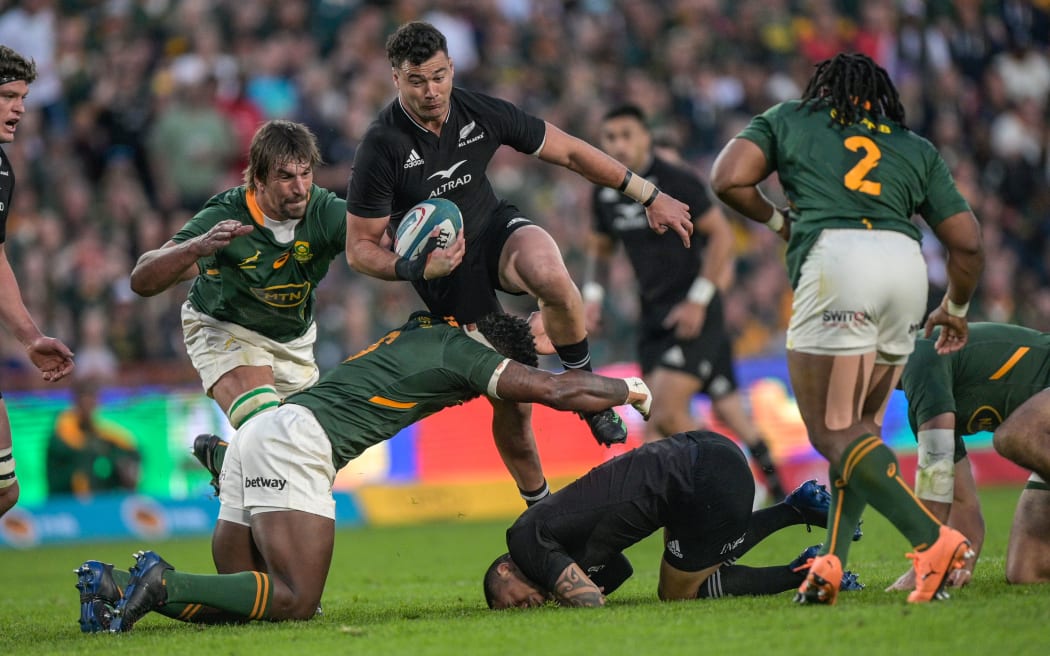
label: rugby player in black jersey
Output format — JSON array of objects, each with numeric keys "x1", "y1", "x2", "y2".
[
  {"x1": 344, "y1": 21, "x2": 693, "y2": 506},
  {"x1": 0, "y1": 45, "x2": 76, "y2": 518},
  {"x1": 585, "y1": 104, "x2": 786, "y2": 501},
  {"x1": 483, "y1": 431, "x2": 862, "y2": 608}
]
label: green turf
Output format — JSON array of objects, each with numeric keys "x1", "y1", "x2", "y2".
[{"x1": 3, "y1": 486, "x2": 1048, "y2": 655}]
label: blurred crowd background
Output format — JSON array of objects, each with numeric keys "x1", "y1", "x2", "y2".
[{"x1": 1, "y1": 0, "x2": 1048, "y2": 389}]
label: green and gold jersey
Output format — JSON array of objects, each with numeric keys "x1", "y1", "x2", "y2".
[
  {"x1": 737, "y1": 100, "x2": 970, "y2": 287},
  {"x1": 902, "y1": 323, "x2": 1050, "y2": 449},
  {"x1": 287, "y1": 313, "x2": 509, "y2": 470},
  {"x1": 174, "y1": 185, "x2": 347, "y2": 342}
]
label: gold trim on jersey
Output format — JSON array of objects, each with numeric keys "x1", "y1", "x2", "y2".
[
  {"x1": 368, "y1": 396, "x2": 417, "y2": 409},
  {"x1": 989, "y1": 347, "x2": 1030, "y2": 380}
]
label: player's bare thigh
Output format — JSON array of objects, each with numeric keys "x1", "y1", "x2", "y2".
[
  {"x1": 1006, "y1": 486, "x2": 1050, "y2": 584},
  {"x1": 993, "y1": 388, "x2": 1050, "y2": 479},
  {"x1": 788, "y1": 352, "x2": 904, "y2": 462},
  {"x1": 497, "y1": 225, "x2": 576, "y2": 300},
  {"x1": 211, "y1": 366, "x2": 279, "y2": 414}
]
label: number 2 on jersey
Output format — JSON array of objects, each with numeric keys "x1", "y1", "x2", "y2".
[{"x1": 843, "y1": 136, "x2": 882, "y2": 196}]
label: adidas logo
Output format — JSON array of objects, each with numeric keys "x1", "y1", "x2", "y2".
[
  {"x1": 667, "y1": 539, "x2": 683, "y2": 559},
  {"x1": 403, "y1": 149, "x2": 424, "y2": 169}
]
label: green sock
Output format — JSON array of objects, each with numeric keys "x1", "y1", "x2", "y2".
[
  {"x1": 838, "y1": 434, "x2": 940, "y2": 549},
  {"x1": 163, "y1": 570, "x2": 273, "y2": 621},
  {"x1": 820, "y1": 463, "x2": 867, "y2": 564}
]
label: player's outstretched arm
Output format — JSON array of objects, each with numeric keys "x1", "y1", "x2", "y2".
[
  {"x1": 536, "y1": 122, "x2": 693, "y2": 247},
  {"x1": 0, "y1": 247, "x2": 74, "y2": 382},
  {"x1": 494, "y1": 363, "x2": 651, "y2": 419},
  {"x1": 130, "y1": 220, "x2": 253, "y2": 296}
]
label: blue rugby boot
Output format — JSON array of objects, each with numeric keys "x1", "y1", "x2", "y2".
[
  {"x1": 75, "y1": 560, "x2": 121, "y2": 633},
  {"x1": 784, "y1": 479, "x2": 863, "y2": 541},
  {"x1": 110, "y1": 551, "x2": 173, "y2": 633}
]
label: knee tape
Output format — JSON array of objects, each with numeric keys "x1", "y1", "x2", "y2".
[
  {"x1": 228, "y1": 387, "x2": 281, "y2": 429},
  {"x1": 0, "y1": 447, "x2": 16, "y2": 489}
]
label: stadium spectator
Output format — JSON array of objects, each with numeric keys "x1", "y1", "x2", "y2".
[
  {"x1": 710, "y1": 53, "x2": 983, "y2": 605},
  {"x1": 482, "y1": 431, "x2": 861, "y2": 608},
  {"x1": 73, "y1": 312, "x2": 654, "y2": 632},
  {"x1": 584, "y1": 103, "x2": 785, "y2": 499},
  {"x1": 0, "y1": 44, "x2": 76, "y2": 518},
  {"x1": 46, "y1": 375, "x2": 139, "y2": 498}
]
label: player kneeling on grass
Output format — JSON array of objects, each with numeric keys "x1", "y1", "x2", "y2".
[
  {"x1": 483, "y1": 430, "x2": 864, "y2": 608},
  {"x1": 886, "y1": 322, "x2": 1050, "y2": 590},
  {"x1": 74, "y1": 312, "x2": 653, "y2": 633}
]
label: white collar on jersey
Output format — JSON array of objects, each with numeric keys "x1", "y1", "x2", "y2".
[
  {"x1": 397, "y1": 96, "x2": 452, "y2": 134},
  {"x1": 462, "y1": 322, "x2": 496, "y2": 351}
]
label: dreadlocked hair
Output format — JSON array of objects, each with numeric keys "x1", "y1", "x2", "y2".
[{"x1": 797, "y1": 53, "x2": 908, "y2": 131}]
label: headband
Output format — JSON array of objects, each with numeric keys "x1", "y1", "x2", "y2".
[{"x1": 0, "y1": 76, "x2": 23, "y2": 86}]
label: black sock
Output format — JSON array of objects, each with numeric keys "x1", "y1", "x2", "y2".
[
  {"x1": 555, "y1": 338, "x2": 592, "y2": 372},
  {"x1": 724, "y1": 504, "x2": 804, "y2": 559},
  {"x1": 748, "y1": 438, "x2": 786, "y2": 499},
  {"x1": 519, "y1": 479, "x2": 550, "y2": 507},
  {"x1": 698, "y1": 565, "x2": 805, "y2": 598}
]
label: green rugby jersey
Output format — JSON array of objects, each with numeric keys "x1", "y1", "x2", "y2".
[
  {"x1": 286, "y1": 313, "x2": 509, "y2": 469},
  {"x1": 737, "y1": 100, "x2": 970, "y2": 287},
  {"x1": 174, "y1": 185, "x2": 347, "y2": 342},
  {"x1": 902, "y1": 323, "x2": 1050, "y2": 456}
]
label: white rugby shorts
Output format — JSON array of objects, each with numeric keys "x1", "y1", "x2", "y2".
[
  {"x1": 218, "y1": 403, "x2": 337, "y2": 524},
  {"x1": 181, "y1": 301, "x2": 320, "y2": 397},
  {"x1": 786, "y1": 229, "x2": 927, "y2": 364}
]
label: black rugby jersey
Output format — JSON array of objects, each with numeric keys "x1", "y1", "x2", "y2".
[
  {"x1": 505, "y1": 432, "x2": 726, "y2": 592},
  {"x1": 347, "y1": 87, "x2": 546, "y2": 239},
  {"x1": 591, "y1": 156, "x2": 713, "y2": 308},
  {"x1": 0, "y1": 147, "x2": 14, "y2": 243}
]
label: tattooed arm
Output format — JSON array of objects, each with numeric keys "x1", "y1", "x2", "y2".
[{"x1": 552, "y1": 562, "x2": 606, "y2": 607}]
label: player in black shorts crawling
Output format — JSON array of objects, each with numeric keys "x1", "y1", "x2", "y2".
[{"x1": 483, "y1": 431, "x2": 863, "y2": 608}]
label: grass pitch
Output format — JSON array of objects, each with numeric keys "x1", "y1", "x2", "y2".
[{"x1": 3, "y1": 486, "x2": 1048, "y2": 656}]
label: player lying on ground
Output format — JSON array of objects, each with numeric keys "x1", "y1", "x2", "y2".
[
  {"x1": 887, "y1": 322, "x2": 1050, "y2": 590},
  {"x1": 483, "y1": 430, "x2": 863, "y2": 608},
  {"x1": 73, "y1": 311, "x2": 652, "y2": 633}
]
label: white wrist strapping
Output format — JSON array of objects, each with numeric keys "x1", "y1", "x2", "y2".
[
  {"x1": 620, "y1": 171, "x2": 661, "y2": 207},
  {"x1": 0, "y1": 447, "x2": 15, "y2": 489},
  {"x1": 915, "y1": 428, "x2": 956, "y2": 503},
  {"x1": 945, "y1": 298, "x2": 970, "y2": 318},
  {"x1": 686, "y1": 277, "x2": 716, "y2": 305},
  {"x1": 765, "y1": 208, "x2": 785, "y2": 232},
  {"x1": 623, "y1": 376, "x2": 652, "y2": 419},
  {"x1": 582, "y1": 281, "x2": 605, "y2": 305}
]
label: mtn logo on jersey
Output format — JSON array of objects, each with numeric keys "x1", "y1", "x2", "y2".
[
  {"x1": 822, "y1": 309, "x2": 870, "y2": 327},
  {"x1": 404, "y1": 149, "x2": 424, "y2": 169},
  {"x1": 250, "y1": 281, "x2": 312, "y2": 308}
]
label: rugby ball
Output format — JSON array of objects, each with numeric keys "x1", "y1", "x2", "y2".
[{"x1": 394, "y1": 198, "x2": 463, "y2": 260}]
